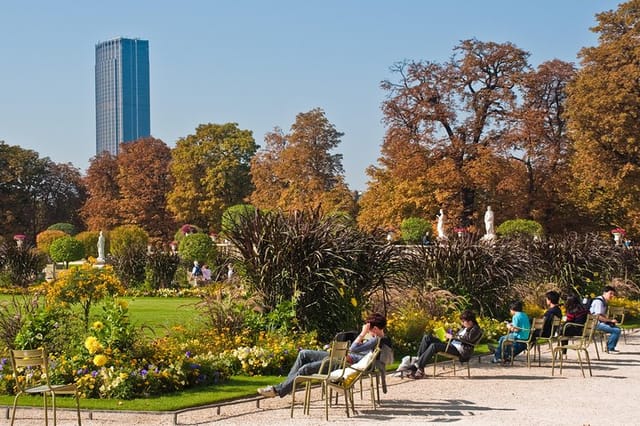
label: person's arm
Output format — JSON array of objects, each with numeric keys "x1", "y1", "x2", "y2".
[
  {"x1": 591, "y1": 299, "x2": 616, "y2": 324},
  {"x1": 456, "y1": 325, "x2": 481, "y2": 345}
]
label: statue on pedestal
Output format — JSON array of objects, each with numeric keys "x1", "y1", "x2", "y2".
[
  {"x1": 97, "y1": 231, "x2": 106, "y2": 263},
  {"x1": 437, "y1": 209, "x2": 447, "y2": 240},
  {"x1": 482, "y1": 206, "x2": 496, "y2": 241}
]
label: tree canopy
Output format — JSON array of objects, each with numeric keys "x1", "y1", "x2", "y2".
[
  {"x1": 250, "y1": 108, "x2": 356, "y2": 216},
  {"x1": 566, "y1": 0, "x2": 640, "y2": 233},
  {"x1": 167, "y1": 123, "x2": 257, "y2": 232}
]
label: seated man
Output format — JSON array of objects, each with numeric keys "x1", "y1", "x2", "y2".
[
  {"x1": 590, "y1": 285, "x2": 621, "y2": 353},
  {"x1": 491, "y1": 301, "x2": 530, "y2": 364},
  {"x1": 257, "y1": 312, "x2": 388, "y2": 398},
  {"x1": 405, "y1": 310, "x2": 482, "y2": 378},
  {"x1": 536, "y1": 290, "x2": 562, "y2": 338}
]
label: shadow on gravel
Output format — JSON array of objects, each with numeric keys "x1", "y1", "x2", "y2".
[{"x1": 348, "y1": 398, "x2": 515, "y2": 422}]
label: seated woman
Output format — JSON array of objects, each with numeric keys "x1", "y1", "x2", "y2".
[
  {"x1": 405, "y1": 310, "x2": 482, "y2": 379},
  {"x1": 563, "y1": 295, "x2": 589, "y2": 336}
]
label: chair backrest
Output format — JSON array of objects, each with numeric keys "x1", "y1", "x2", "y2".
[
  {"x1": 526, "y1": 318, "x2": 545, "y2": 342},
  {"x1": 329, "y1": 347, "x2": 381, "y2": 388},
  {"x1": 323, "y1": 341, "x2": 350, "y2": 373},
  {"x1": 608, "y1": 306, "x2": 625, "y2": 325},
  {"x1": 550, "y1": 316, "x2": 562, "y2": 337},
  {"x1": 579, "y1": 315, "x2": 599, "y2": 349},
  {"x1": 10, "y1": 348, "x2": 51, "y2": 392}
]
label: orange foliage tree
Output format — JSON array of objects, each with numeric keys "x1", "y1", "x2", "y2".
[
  {"x1": 117, "y1": 137, "x2": 175, "y2": 239},
  {"x1": 250, "y1": 108, "x2": 356, "y2": 216},
  {"x1": 565, "y1": 0, "x2": 640, "y2": 234}
]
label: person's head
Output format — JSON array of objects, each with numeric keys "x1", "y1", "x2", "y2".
[
  {"x1": 602, "y1": 285, "x2": 617, "y2": 301},
  {"x1": 509, "y1": 301, "x2": 523, "y2": 314},
  {"x1": 545, "y1": 290, "x2": 560, "y2": 306},
  {"x1": 565, "y1": 295, "x2": 581, "y2": 312},
  {"x1": 366, "y1": 312, "x2": 387, "y2": 336},
  {"x1": 460, "y1": 310, "x2": 477, "y2": 327}
]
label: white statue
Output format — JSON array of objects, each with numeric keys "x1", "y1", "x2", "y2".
[
  {"x1": 484, "y1": 206, "x2": 495, "y2": 236},
  {"x1": 97, "y1": 231, "x2": 106, "y2": 263},
  {"x1": 437, "y1": 209, "x2": 447, "y2": 239}
]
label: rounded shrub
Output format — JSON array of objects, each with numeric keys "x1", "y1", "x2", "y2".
[
  {"x1": 109, "y1": 225, "x2": 148, "y2": 257},
  {"x1": 496, "y1": 219, "x2": 543, "y2": 237},
  {"x1": 221, "y1": 204, "x2": 256, "y2": 234},
  {"x1": 75, "y1": 231, "x2": 103, "y2": 259},
  {"x1": 49, "y1": 236, "x2": 85, "y2": 268},
  {"x1": 178, "y1": 232, "x2": 215, "y2": 265},
  {"x1": 36, "y1": 229, "x2": 68, "y2": 255},
  {"x1": 400, "y1": 217, "x2": 431, "y2": 244}
]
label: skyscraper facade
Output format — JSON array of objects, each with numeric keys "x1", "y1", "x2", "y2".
[{"x1": 95, "y1": 37, "x2": 150, "y2": 156}]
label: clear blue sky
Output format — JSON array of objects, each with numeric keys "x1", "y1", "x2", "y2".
[{"x1": 0, "y1": 0, "x2": 617, "y2": 191}]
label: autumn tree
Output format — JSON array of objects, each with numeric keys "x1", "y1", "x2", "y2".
[
  {"x1": 502, "y1": 59, "x2": 583, "y2": 233},
  {"x1": 360, "y1": 40, "x2": 531, "y2": 231},
  {"x1": 0, "y1": 142, "x2": 85, "y2": 241},
  {"x1": 117, "y1": 137, "x2": 175, "y2": 239},
  {"x1": 167, "y1": 123, "x2": 257, "y2": 231},
  {"x1": 250, "y1": 108, "x2": 357, "y2": 215},
  {"x1": 81, "y1": 151, "x2": 121, "y2": 231},
  {"x1": 566, "y1": 0, "x2": 640, "y2": 233}
]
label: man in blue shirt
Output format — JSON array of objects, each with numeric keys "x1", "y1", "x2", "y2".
[{"x1": 491, "y1": 301, "x2": 530, "y2": 364}]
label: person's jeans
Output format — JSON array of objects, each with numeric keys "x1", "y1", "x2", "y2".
[
  {"x1": 415, "y1": 334, "x2": 454, "y2": 369},
  {"x1": 494, "y1": 334, "x2": 526, "y2": 360},
  {"x1": 596, "y1": 322, "x2": 621, "y2": 351},
  {"x1": 273, "y1": 349, "x2": 328, "y2": 397}
]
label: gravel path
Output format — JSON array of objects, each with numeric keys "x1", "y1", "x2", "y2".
[{"x1": 5, "y1": 330, "x2": 640, "y2": 425}]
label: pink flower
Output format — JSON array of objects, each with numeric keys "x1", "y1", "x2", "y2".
[{"x1": 611, "y1": 228, "x2": 626, "y2": 236}]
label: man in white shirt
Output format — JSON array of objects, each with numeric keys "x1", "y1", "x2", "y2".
[{"x1": 590, "y1": 285, "x2": 621, "y2": 353}]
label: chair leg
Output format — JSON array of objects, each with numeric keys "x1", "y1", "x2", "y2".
[
  {"x1": 576, "y1": 351, "x2": 585, "y2": 378},
  {"x1": 583, "y1": 349, "x2": 592, "y2": 377},
  {"x1": 10, "y1": 392, "x2": 22, "y2": 426}
]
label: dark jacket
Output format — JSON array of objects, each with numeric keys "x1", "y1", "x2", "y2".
[{"x1": 453, "y1": 324, "x2": 482, "y2": 361}]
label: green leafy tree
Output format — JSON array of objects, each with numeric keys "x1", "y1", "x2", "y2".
[
  {"x1": 168, "y1": 123, "x2": 257, "y2": 231},
  {"x1": 0, "y1": 142, "x2": 85, "y2": 240},
  {"x1": 566, "y1": 0, "x2": 640, "y2": 233},
  {"x1": 400, "y1": 217, "x2": 431, "y2": 244},
  {"x1": 49, "y1": 236, "x2": 85, "y2": 268}
]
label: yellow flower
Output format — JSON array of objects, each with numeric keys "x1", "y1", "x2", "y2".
[
  {"x1": 84, "y1": 336, "x2": 103, "y2": 354},
  {"x1": 93, "y1": 354, "x2": 108, "y2": 367},
  {"x1": 92, "y1": 321, "x2": 104, "y2": 331},
  {"x1": 350, "y1": 297, "x2": 358, "y2": 307},
  {"x1": 117, "y1": 299, "x2": 129, "y2": 309}
]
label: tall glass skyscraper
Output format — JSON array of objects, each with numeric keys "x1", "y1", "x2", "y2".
[{"x1": 95, "y1": 37, "x2": 150, "y2": 156}]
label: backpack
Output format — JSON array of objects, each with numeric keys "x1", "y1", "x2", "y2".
[
  {"x1": 193, "y1": 265, "x2": 202, "y2": 276},
  {"x1": 584, "y1": 295, "x2": 605, "y2": 313}
]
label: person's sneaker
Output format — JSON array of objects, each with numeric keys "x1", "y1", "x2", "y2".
[
  {"x1": 490, "y1": 357, "x2": 502, "y2": 364},
  {"x1": 609, "y1": 349, "x2": 621, "y2": 354},
  {"x1": 257, "y1": 386, "x2": 277, "y2": 397}
]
